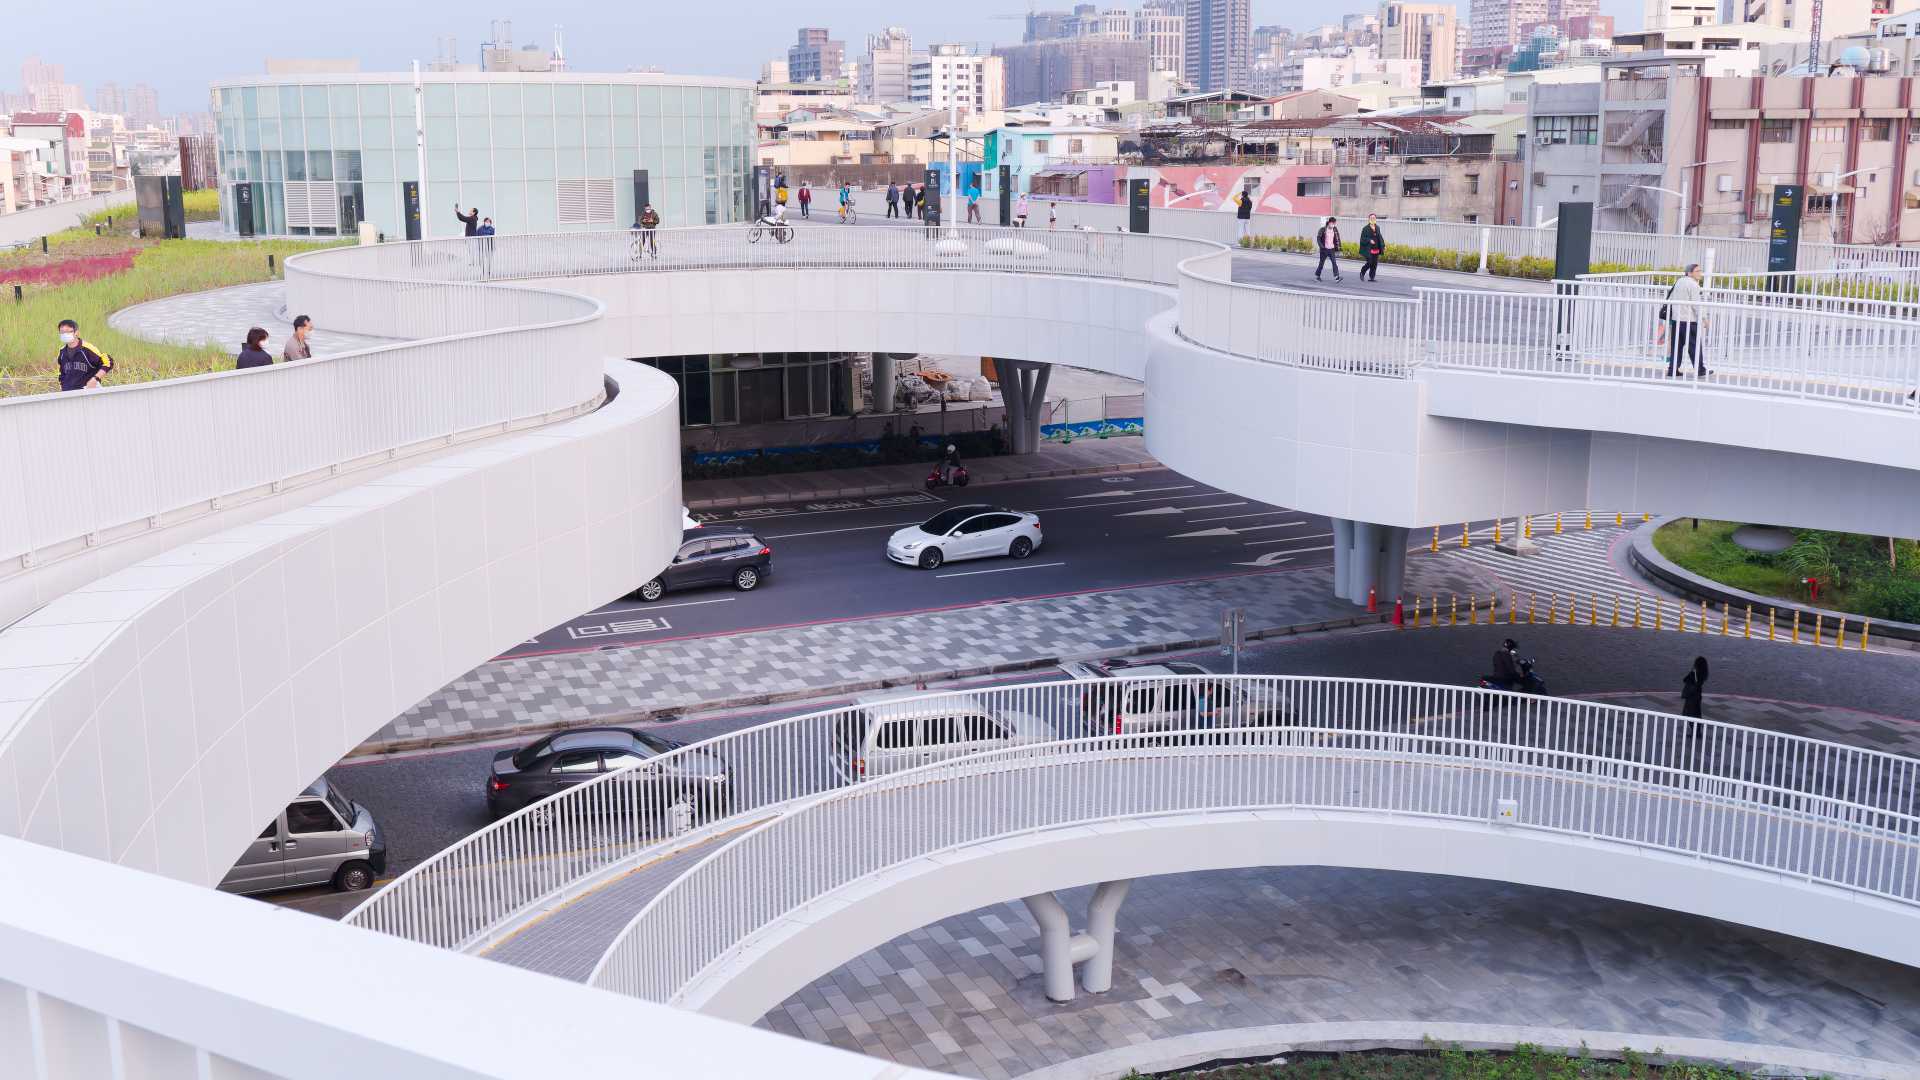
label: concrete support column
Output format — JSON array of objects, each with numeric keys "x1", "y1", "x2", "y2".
[
  {"x1": 1080, "y1": 879, "x2": 1132, "y2": 994},
  {"x1": 1330, "y1": 518, "x2": 1354, "y2": 601},
  {"x1": 997, "y1": 358, "x2": 1054, "y2": 455},
  {"x1": 1021, "y1": 879, "x2": 1133, "y2": 1002},
  {"x1": 1349, "y1": 521, "x2": 1380, "y2": 606},
  {"x1": 1378, "y1": 526, "x2": 1411, "y2": 607},
  {"x1": 871, "y1": 353, "x2": 901, "y2": 413}
]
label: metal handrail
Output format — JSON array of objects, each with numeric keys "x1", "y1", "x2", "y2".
[{"x1": 582, "y1": 677, "x2": 1920, "y2": 1004}]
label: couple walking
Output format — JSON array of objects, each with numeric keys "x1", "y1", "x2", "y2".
[{"x1": 1310, "y1": 214, "x2": 1386, "y2": 283}]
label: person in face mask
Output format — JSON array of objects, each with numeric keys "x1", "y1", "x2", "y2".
[{"x1": 55, "y1": 318, "x2": 113, "y2": 391}]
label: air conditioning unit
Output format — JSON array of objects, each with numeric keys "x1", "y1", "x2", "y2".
[
  {"x1": 1534, "y1": 135, "x2": 1553, "y2": 146},
  {"x1": 1717, "y1": 174, "x2": 1732, "y2": 192}
]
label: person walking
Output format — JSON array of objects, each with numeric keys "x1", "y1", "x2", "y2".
[
  {"x1": 54, "y1": 318, "x2": 113, "y2": 391},
  {"x1": 1048, "y1": 202, "x2": 1058, "y2": 229},
  {"x1": 1015, "y1": 192, "x2": 1030, "y2": 228},
  {"x1": 1680, "y1": 655, "x2": 1709, "y2": 722},
  {"x1": 236, "y1": 327, "x2": 274, "y2": 370},
  {"x1": 966, "y1": 184, "x2": 981, "y2": 223},
  {"x1": 1663, "y1": 262, "x2": 1709, "y2": 378},
  {"x1": 283, "y1": 315, "x2": 315, "y2": 362},
  {"x1": 774, "y1": 181, "x2": 789, "y2": 209},
  {"x1": 886, "y1": 182, "x2": 900, "y2": 219},
  {"x1": 1358, "y1": 214, "x2": 1385, "y2": 282},
  {"x1": 637, "y1": 203, "x2": 661, "y2": 257},
  {"x1": 1314, "y1": 216, "x2": 1342, "y2": 282},
  {"x1": 1234, "y1": 186, "x2": 1253, "y2": 240},
  {"x1": 476, "y1": 217, "x2": 497, "y2": 275},
  {"x1": 797, "y1": 184, "x2": 812, "y2": 218}
]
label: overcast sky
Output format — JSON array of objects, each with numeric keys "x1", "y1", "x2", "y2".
[{"x1": 5, "y1": 0, "x2": 1642, "y2": 116}]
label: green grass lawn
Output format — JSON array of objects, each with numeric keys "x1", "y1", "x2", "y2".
[
  {"x1": 0, "y1": 212, "x2": 337, "y2": 396},
  {"x1": 1653, "y1": 519, "x2": 1920, "y2": 624},
  {"x1": 1135, "y1": 1043, "x2": 1768, "y2": 1079}
]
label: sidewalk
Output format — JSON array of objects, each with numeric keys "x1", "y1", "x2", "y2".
[
  {"x1": 109, "y1": 280, "x2": 396, "y2": 357},
  {"x1": 360, "y1": 554, "x2": 1501, "y2": 755},
  {"x1": 685, "y1": 438, "x2": 1160, "y2": 511}
]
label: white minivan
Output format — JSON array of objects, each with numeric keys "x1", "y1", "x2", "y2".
[
  {"x1": 218, "y1": 778, "x2": 386, "y2": 896},
  {"x1": 832, "y1": 689, "x2": 1055, "y2": 781}
]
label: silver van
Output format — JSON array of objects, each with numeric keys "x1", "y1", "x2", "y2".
[
  {"x1": 832, "y1": 689, "x2": 1054, "y2": 782},
  {"x1": 217, "y1": 777, "x2": 386, "y2": 896}
]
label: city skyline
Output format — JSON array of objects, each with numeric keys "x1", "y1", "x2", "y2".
[{"x1": 4, "y1": 0, "x2": 1645, "y2": 115}]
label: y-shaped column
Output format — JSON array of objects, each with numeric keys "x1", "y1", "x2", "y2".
[
  {"x1": 996, "y1": 358, "x2": 1054, "y2": 455},
  {"x1": 1021, "y1": 879, "x2": 1133, "y2": 1002}
]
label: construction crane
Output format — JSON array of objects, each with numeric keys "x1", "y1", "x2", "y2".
[{"x1": 1807, "y1": 0, "x2": 1823, "y2": 72}]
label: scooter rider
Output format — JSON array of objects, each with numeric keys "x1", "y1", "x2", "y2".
[
  {"x1": 1491, "y1": 639, "x2": 1520, "y2": 687},
  {"x1": 941, "y1": 443, "x2": 961, "y2": 484}
]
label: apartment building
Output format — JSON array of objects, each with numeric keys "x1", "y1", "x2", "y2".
[
  {"x1": 1186, "y1": 0, "x2": 1252, "y2": 91},
  {"x1": 1138, "y1": 1, "x2": 1189, "y2": 81},
  {"x1": 1381, "y1": 2, "x2": 1461, "y2": 83},
  {"x1": 790, "y1": 28, "x2": 847, "y2": 83},
  {"x1": 911, "y1": 45, "x2": 1006, "y2": 115},
  {"x1": 1321, "y1": 117, "x2": 1526, "y2": 223},
  {"x1": 995, "y1": 38, "x2": 1152, "y2": 106},
  {"x1": 861, "y1": 28, "x2": 917, "y2": 104}
]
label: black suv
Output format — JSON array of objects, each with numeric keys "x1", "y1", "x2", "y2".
[{"x1": 636, "y1": 528, "x2": 771, "y2": 601}]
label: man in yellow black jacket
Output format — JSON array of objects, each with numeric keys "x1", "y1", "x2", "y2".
[{"x1": 55, "y1": 318, "x2": 113, "y2": 391}]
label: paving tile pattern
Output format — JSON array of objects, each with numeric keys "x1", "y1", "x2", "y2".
[
  {"x1": 380, "y1": 558, "x2": 1493, "y2": 749},
  {"x1": 109, "y1": 280, "x2": 396, "y2": 356},
  {"x1": 763, "y1": 865, "x2": 1920, "y2": 1079}
]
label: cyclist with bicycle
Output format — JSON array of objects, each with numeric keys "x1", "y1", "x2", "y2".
[
  {"x1": 838, "y1": 184, "x2": 855, "y2": 223},
  {"x1": 749, "y1": 202, "x2": 794, "y2": 244}
]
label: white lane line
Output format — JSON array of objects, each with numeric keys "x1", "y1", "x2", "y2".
[
  {"x1": 935, "y1": 561, "x2": 1068, "y2": 579},
  {"x1": 1185, "y1": 509, "x2": 1292, "y2": 523},
  {"x1": 1067, "y1": 485, "x2": 1196, "y2": 499},
  {"x1": 1243, "y1": 532, "x2": 1333, "y2": 547},
  {"x1": 580, "y1": 597, "x2": 737, "y2": 619},
  {"x1": 1233, "y1": 520, "x2": 1308, "y2": 533},
  {"x1": 1034, "y1": 493, "x2": 1232, "y2": 515},
  {"x1": 765, "y1": 521, "x2": 923, "y2": 539}
]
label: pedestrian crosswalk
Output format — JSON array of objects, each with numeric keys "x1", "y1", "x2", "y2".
[{"x1": 1437, "y1": 519, "x2": 1679, "y2": 611}]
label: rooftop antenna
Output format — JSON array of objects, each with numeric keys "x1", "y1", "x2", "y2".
[{"x1": 553, "y1": 24, "x2": 566, "y2": 63}]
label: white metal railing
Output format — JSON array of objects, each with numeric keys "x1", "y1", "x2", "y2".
[
  {"x1": 1177, "y1": 246, "x2": 1421, "y2": 376},
  {"x1": 349, "y1": 674, "x2": 1920, "y2": 967},
  {"x1": 0, "y1": 260, "x2": 605, "y2": 601},
  {"x1": 581, "y1": 675, "x2": 1920, "y2": 1005},
  {"x1": 1567, "y1": 277, "x2": 1920, "y2": 324},
  {"x1": 1418, "y1": 286, "x2": 1920, "y2": 409}
]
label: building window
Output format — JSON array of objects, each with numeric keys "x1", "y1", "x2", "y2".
[
  {"x1": 1569, "y1": 116, "x2": 1598, "y2": 145},
  {"x1": 1810, "y1": 121, "x2": 1845, "y2": 143},
  {"x1": 1464, "y1": 213, "x2": 1479, "y2": 223},
  {"x1": 1808, "y1": 193, "x2": 1838, "y2": 213},
  {"x1": 1760, "y1": 118, "x2": 1795, "y2": 143},
  {"x1": 1402, "y1": 178, "x2": 1439, "y2": 197},
  {"x1": 1338, "y1": 175, "x2": 1357, "y2": 197},
  {"x1": 1864, "y1": 118, "x2": 1893, "y2": 141},
  {"x1": 1031, "y1": 139, "x2": 1050, "y2": 153},
  {"x1": 1466, "y1": 174, "x2": 1480, "y2": 194},
  {"x1": 1370, "y1": 175, "x2": 1388, "y2": 196},
  {"x1": 1296, "y1": 178, "x2": 1331, "y2": 198},
  {"x1": 1710, "y1": 117, "x2": 1746, "y2": 131},
  {"x1": 1068, "y1": 138, "x2": 1085, "y2": 154}
]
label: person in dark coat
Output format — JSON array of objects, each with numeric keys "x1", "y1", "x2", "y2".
[
  {"x1": 1314, "y1": 216, "x2": 1342, "y2": 282},
  {"x1": 1681, "y1": 655, "x2": 1709, "y2": 720},
  {"x1": 454, "y1": 205, "x2": 480, "y2": 236},
  {"x1": 236, "y1": 327, "x2": 274, "y2": 370},
  {"x1": 1234, "y1": 186, "x2": 1253, "y2": 240},
  {"x1": 1358, "y1": 214, "x2": 1385, "y2": 282},
  {"x1": 886, "y1": 182, "x2": 900, "y2": 219}
]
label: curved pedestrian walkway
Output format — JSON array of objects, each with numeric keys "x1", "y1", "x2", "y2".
[
  {"x1": 762, "y1": 863, "x2": 1920, "y2": 1080},
  {"x1": 108, "y1": 279, "x2": 396, "y2": 356}
]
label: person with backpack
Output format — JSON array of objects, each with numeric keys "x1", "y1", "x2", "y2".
[
  {"x1": 1314, "y1": 216, "x2": 1342, "y2": 282},
  {"x1": 1358, "y1": 214, "x2": 1385, "y2": 282},
  {"x1": 54, "y1": 318, "x2": 113, "y2": 391},
  {"x1": 1234, "y1": 186, "x2": 1253, "y2": 240}
]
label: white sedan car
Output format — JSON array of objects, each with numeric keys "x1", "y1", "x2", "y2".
[{"x1": 887, "y1": 504, "x2": 1043, "y2": 570}]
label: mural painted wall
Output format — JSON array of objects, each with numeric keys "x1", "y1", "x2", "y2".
[{"x1": 1144, "y1": 166, "x2": 1333, "y2": 218}]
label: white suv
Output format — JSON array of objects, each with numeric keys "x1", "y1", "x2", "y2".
[
  {"x1": 832, "y1": 689, "x2": 1054, "y2": 781},
  {"x1": 1059, "y1": 659, "x2": 1277, "y2": 736}
]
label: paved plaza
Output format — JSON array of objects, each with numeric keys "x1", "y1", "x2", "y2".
[
  {"x1": 764, "y1": 864, "x2": 1920, "y2": 1079},
  {"x1": 109, "y1": 279, "x2": 395, "y2": 357},
  {"x1": 373, "y1": 557, "x2": 1495, "y2": 752}
]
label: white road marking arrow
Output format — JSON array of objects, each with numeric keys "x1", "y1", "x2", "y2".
[
  {"x1": 1169, "y1": 527, "x2": 1241, "y2": 538},
  {"x1": 1068, "y1": 485, "x2": 1195, "y2": 499},
  {"x1": 1116, "y1": 506, "x2": 1186, "y2": 517},
  {"x1": 1169, "y1": 519, "x2": 1306, "y2": 538},
  {"x1": 1233, "y1": 552, "x2": 1294, "y2": 568}
]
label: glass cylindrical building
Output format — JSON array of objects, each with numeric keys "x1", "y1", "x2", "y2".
[{"x1": 209, "y1": 72, "x2": 755, "y2": 238}]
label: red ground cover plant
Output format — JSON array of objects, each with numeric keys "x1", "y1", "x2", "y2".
[{"x1": 0, "y1": 250, "x2": 140, "y2": 287}]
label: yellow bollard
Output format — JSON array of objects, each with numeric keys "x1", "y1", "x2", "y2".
[
  {"x1": 1654, "y1": 599, "x2": 1663, "y2": 632},
  {"x1": 1493, "y1": 519, "x2": 1503, "y2": 544},
  {"x1": 1836, "y1": 619, "x2": 1846, "y2": 650},
  {"x1": 1642, "y1": 512, "x2": 1651, "y2": 522},
  {"x1": 1721, "y1": 602, "x2": 1730, "y2": 636},
  {"x1": 1862, "y1": 620, "x2": 1871, "y2": 652},
  {"x1": 1469, "y1": 594, "x2": 1478, "y2": 625},
  {"x1": 1744, "y1": 604, "x2": 1752, "y2": 640},
  {"x1": 1449, "y1": 594, "x2": 1458, "y2": 626},
  {"x1": 1524, "y1": 516, "x2": 1533, "y2": 540},
  {"x1": 1507, "y1": 595, "x2": 1517, "y2": 625},
  {"x1": 1554, "y1": 512, "x2": 1563, "y2": 534},
  {"x1": 1699, "y1": 600, "x2": 1709, "y2": 634},
  {"x1": 1814, "y1": 612, "x2": 1824, "y2": 647},
  {"x1": 1615, "y1": 511, "x2": 1624, "y2": 527},
  {"x1": 1550, "y1": 593, "x2": 1560, "y2": 625},
  {"x1": 1461, "y1": 524, "x2": 1470, "y2": 549},
  {"x1": 1584, "y1": 509, "x2": 1592, "y2": 530},
  {"x1": 1792, "y1": 609, "x2": 1800, "y2": 645},
  {"x1": 1768, "y1": 607, "x2": 1776, "y2": 642},
  {"x1": 1633, "y1": 595, "x2": 1643, "y2": 629},
  {"x1": 1410, "y1": 597, "x2": 1421, "y2": 629},
  {"x1": 1678, "y1": 603, "x2": 1688, "y2": 633},
  {"x1": 1611, "y1": 594, "x2": 1621, "y2": 628},
  {"x1": 1527, "y1": 593, "x2": 1537, "y2": 625},
  {"x1": 1431, "y1": 526, "x2": 1439, "y2": 553}
]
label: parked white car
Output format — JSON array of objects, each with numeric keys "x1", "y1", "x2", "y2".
[
  {"x1": 1060, "y1": 658, "x2": 1285, "y2": 736},
  {"x1": 832, "y1": 688, "x2": 1054, "y2": 781},
  {"x1": 887, "y1": 504, "x2": 1043, "y2": 570}
]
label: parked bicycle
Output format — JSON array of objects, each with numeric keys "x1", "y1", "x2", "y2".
[{"x1": 748, "y1": 218, "x2": 795, "y2": 244}]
